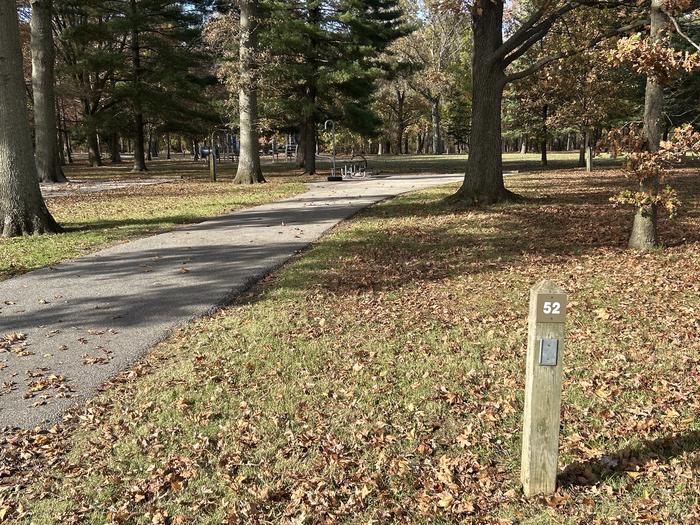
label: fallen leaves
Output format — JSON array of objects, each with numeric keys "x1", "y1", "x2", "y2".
[{"x1": 1, "y1": 168, "x2": 700, "y2": 523}]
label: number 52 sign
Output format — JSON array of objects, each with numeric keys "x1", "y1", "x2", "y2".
[{"x1": 535, "y1": 293, "x2": 567, "y2": 323}]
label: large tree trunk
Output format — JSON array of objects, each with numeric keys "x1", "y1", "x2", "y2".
[
  {"x1": 0, "y1": 0, "x2": 60, "y2": 237},
  {"x1": 629, "y1": 0, "x2": 664, "y2": 250},
  {"x1": 31, "y1": 0, "x2": 67, "y2": 183},
  {"x1": 234, "y1": 0, "x2": 265, "y2": 184},
  {"x1": 130, "y1": 0, "x2": 147, "y2": 172},
  {"x1": 431, "y1": 96, "x2": 441, "y2": 155},
  {"x1": 452, "y1": 1, "x2": 514, "y2": 205}
]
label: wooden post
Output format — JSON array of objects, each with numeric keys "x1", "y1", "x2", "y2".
[{"x1": 521, "y1": 279, "x2": 567, "y2": 497}]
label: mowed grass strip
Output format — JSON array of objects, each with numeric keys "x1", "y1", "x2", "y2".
[
  {"x1": 2, "y1": 167, "x2": 700, "y2": 524},
  {"x1": 0, "y1": 164, "x2": 312, "y2": 281}
]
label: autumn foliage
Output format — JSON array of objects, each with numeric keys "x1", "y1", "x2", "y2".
[{"x1": 608, "y1": 124, "x2": 700, "y2": 217}]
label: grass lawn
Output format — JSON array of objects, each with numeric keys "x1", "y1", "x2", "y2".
[{"x1": 2, "y1": 164, "x2": 699, "y2": 524}]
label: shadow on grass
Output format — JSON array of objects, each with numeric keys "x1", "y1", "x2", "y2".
[
  {"x1": 559, "y1": 431, "x2": 700, "y2": 488},
  {"x1": 280, "y1": 170, "x2": 700, "y2": 296}
]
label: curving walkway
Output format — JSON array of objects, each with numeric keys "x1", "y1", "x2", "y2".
[{"x1": 0, "y1": 173, "x2": 463, "y2": 429}]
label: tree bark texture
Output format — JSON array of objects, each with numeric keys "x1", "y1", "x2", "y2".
[
  {"x1": 87, "y1": 128, "x2": 102, "y2": 166},
  {"x1": 431, "y1": 96, "x2": 441, "y2": 155},
  {"x1": 110, "y1": 133, "x2": 122, "y2": 163},
  {"x1": 296, "y1": 125, "x2": 306, "y2": 168},
  {"x1": 130, "y1": 0, "x2": 147, "y2": 172},
  {"x1": 234, "y1": 0, "x2": 265, "y2": 184},
  {"x1": 31, "y1": 0, "x2": 67, "y2": 183},
  {"x1": 629, "y1": 0, "x2": 664, "y2": 250},
  {"x1": 0, "y1": 0, "x2": 60, "y2": 236},
  {"x1": 540, "y1": 104, "x2": 548, "y2": 167},
  {"x1": 452, "y1": 1, "x2": 513, "y2": 204},
  {"x1": 303, "y1": 119, "x2": 316, "y2": 175}
]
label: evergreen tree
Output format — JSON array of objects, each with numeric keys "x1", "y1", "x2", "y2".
[
  {"x1": 55, "y1": 0, "x2": 216, "y2": 170},
  {"x1": 262, "y1": 0, "x2": 410, "y2": 173}
]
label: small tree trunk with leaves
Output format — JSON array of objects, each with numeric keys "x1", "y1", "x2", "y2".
[
  {"x1": 31, "y1": 0, "x2": 67, "y2": 183},
  {"x1": 629, "y1": 0, "x2": 664, "y2": 250},
  {"x1": 0, "y1": 0, "x2": 60, "y2": 236},
  {"x1": 234, "y1": 0, "x2": 265, "y2": 184}
]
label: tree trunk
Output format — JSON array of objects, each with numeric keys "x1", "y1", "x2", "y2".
[
  {"x1": 192, "y1": 138, "x2": 200, "y2": 161},
  {"x1": 130, "y1": 0, "x2": 147, "y2": 172},
  {"x1": 110, "y1": 133, "x2": 122, "y2": 163},
  {"x1": 166, "y1": 133, "x2": 171, "y2": 159},
  {"x1": 0, "y1": 0, "x2": 60, "y2": 236},
  {"x1": 578, "y1": 131, "x2": 587, "y2": 167},
  {"x1": 395, "y1": 87, "x2": 406, "y2": 155},
  {"x1": 431, "y1": 97, "x2": 441, "y2": 155},
  {"x1": 296, "y1": 125, "x2": 306, "y2": 168},
  {"x1": 520, "y1": 136, "x2": 527, "y2": 155},
  {"x1": 629, "y1": 0, "x2": 664, "y2": 250},
  {"x1": 31, "y1": 0, "x2": 67, "y2": 183},
  {"x1": 541, "y1": 104, "x2": 548, "y2": 167},
  {"x1": 452, "y1": 1, "x2": 514, "y2": 204},
  {"x1": 303, "y1": 119, "x2": 316, "y2": 175},
  {"x1": 585, "y1": 143, "x2": 593, "y2": 172},
  {"x1": 86, "y1": 124, "x2": 102, "y2": 167},
  {"x1": 57, "y1": 127, "x2": 66, "y2": 166},
  {"x1": 234, "y1": 0, "x2": 265, "y2": 184}
]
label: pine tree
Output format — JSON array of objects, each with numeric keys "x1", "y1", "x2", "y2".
[
  {"x1": 55, "y1": 0, "x2": 214, "y2": 170},
  {"x1": 261, "y1": 0, "x2": 410, "y2": 174}
]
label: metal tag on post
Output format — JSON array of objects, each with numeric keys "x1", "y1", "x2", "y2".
[{"x1": 539, "y1": 339, "x2": 559, "y2": 366}]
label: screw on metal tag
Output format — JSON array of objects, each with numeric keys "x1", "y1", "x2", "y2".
[{"x1": 539, "y1": 339, "x2": 559, "y2": 366}]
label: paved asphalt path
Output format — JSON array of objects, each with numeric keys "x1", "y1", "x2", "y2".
[{"x1": 0, "y1": 173, "x2": 463, "y2": 429}]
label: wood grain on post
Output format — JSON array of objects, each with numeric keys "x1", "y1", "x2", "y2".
[{"x1": 521, "y1": 279, "x2": 567, "y2": 497}]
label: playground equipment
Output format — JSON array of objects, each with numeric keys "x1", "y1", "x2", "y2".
[{"x1": 340, "y1": 154, "x2": 372, "y2": 179}]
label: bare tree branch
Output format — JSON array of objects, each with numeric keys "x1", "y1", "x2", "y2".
[
  {"x1": 505, "y1": 18, "x2": 647, "y2": 83},
  {"x1": 664, "y1": 10, "x2": 700, "y2": 51}
]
